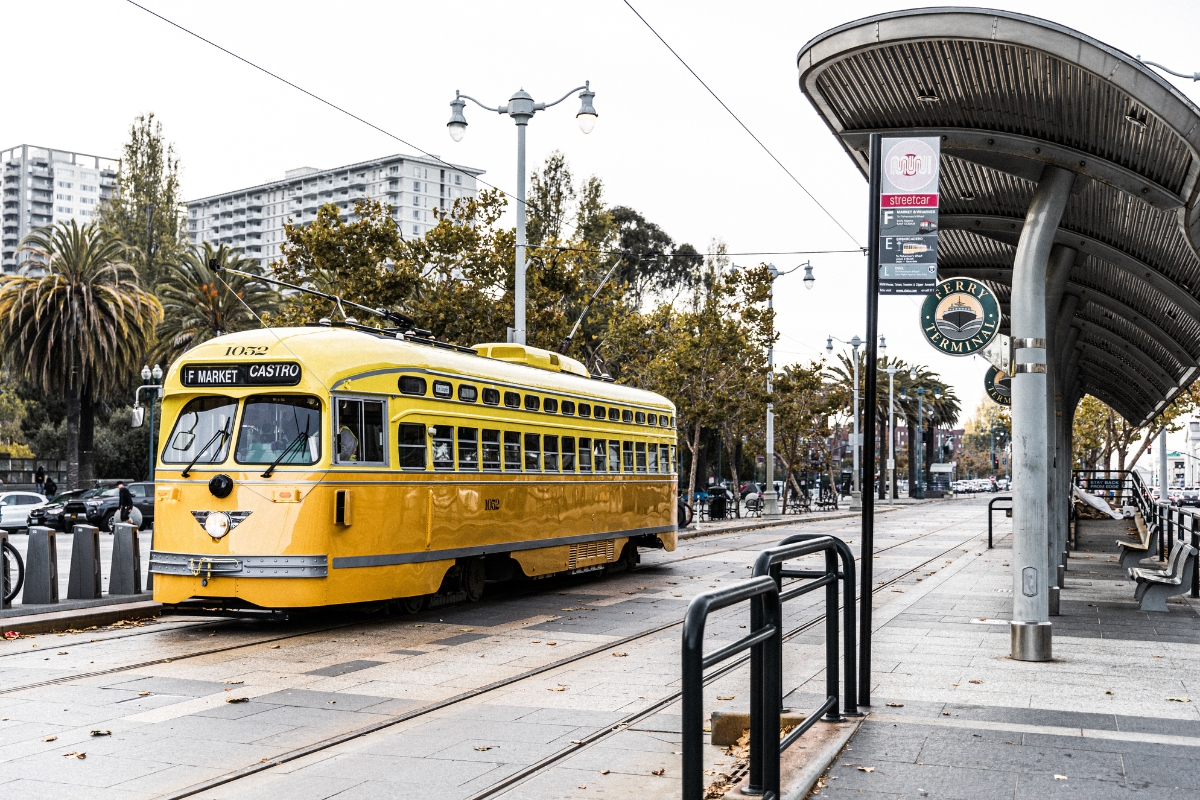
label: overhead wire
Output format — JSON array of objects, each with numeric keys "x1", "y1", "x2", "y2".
[{"x1": 619, "y1": 0, "x2": 862, "y2": 248}]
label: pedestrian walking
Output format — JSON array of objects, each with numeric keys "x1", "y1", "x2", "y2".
[
  {"x1": 35, "y1": 465, "x2": 45, "y2": 495},
  {"x1": 117, "y1": 481, "x2": 134, "y2": 525},
  {"x1": 43, "y1": 476, "x2": 57, "y2": 497}
]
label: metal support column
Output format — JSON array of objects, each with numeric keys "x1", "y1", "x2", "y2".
[
  {"x1": 1159, "y1": 427, "x2": 1169, "y2": 499},
  {"x1": 1010, "y1": 165, "x2": 1075, "y2": 662},
  {"x1": 1044, "y1": 246, "x2": 1074, "y2": 616}
]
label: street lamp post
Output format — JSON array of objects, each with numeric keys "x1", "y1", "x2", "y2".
[
  {"x1": 762, "y1": 262, "x2": 814, "y2": 518},
  {"x1": 827, "y1": 334, "x2": 863, "y2": 509},
  {"x1": 136, "y1": 364, "x2": 164, "y2": 480},
  {"x1": 447, "y1": 83, "x2": 597, "y2": 346},
  {"x1": 877, "y1": 339, "x2": 897, "y2": 506}
]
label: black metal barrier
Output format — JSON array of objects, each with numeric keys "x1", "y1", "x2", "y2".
[
  {"x1": 682, "y1": 576, "x2": 782, "y2": 800},
  {"x1": 987, "y1": 496, "x2": 1012, "y2": 548}
]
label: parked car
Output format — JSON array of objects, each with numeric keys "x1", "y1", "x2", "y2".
[
  {"x1": 0, "y1": 491, "x2": 47, "y2": 533},
  {"x1": 27, "y1": 488, "x2": 100, "y2": 531},
  {"x1": 1178, "y1": 488, "x2": 1200, "y2": 508},
  {"x1": 63, "y1": 482, "x2": 155, "y2": 531}
]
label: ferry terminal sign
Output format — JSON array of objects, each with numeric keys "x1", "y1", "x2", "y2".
[
  {"x1": 985, "y1": 365, "x2": 1011, "y2": 406},
  {"x1": 919, "y1": 278, "x2": 1000, "y2": 356}
]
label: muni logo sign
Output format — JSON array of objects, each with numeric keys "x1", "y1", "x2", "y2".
[{"x1": 919, "y1": 278, "x2": 1000, "y2": 356}]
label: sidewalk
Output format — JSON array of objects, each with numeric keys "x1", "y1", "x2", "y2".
[{"x1": 807, "y1": 515, "x2": 1200, "y2": 799}]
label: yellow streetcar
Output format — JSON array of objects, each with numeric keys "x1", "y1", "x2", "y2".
[{"x1": 146, "y1": 322, "x2": 678, "y2": 612}]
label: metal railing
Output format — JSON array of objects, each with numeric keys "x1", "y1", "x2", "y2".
[
  {"x1": 987, "y1": 495, "x2": 1012, "y2": 548},
  {"x1": 681, "y1": 534, "x2": 854, "y2": 800}
]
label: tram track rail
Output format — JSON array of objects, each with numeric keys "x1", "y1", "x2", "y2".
[{"x1": 151, "y1": 506, "x2": 991, "y2": 800}]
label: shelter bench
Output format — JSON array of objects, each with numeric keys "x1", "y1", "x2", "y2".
[{"x1": 1133, "y1": 539, "x2": 1197, "y2": 612}]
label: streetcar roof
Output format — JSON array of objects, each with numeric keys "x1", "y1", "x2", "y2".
[{"x1": 164, "y1": 326, "x2": 675, "y2": 411}]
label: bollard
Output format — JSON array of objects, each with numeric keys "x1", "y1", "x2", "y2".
[
  {"x1": 109, "y1": 522, "x2": 142, "y2": 595},
  {"x1": 66, "y1": 524, "x2": 102, "y2": 600},
  {"x1": 23, "y1": 526, "x2": 59, "y2": 604},
  {"x1": 145, "y1": 528, "x2": 154, "y2": 592}
]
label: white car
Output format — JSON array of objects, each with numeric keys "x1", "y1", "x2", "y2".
[{"x1": 0, "y1": 491, "x2": 48, "y2": 533}]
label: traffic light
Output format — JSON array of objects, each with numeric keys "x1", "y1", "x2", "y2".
[{"x1": 993, "y1": 457, "x2": 999, "y2": 469}]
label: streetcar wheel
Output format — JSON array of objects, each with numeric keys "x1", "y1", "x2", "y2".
[
  {"x1": 463, "y1": 558, "x2": 485, "y2": 602},
  {"x1": 401, "y1": 594, "x2": 427, "y2": 614}
]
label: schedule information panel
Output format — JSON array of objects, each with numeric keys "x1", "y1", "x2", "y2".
[{"x1": 877, "y1": 136, "x2": 941, "y2": 295}]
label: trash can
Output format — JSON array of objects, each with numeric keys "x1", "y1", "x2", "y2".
[{"x1": 709, "y1": 493, "x2": 727, "y2": 521}]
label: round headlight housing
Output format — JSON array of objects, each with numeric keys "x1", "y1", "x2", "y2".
[{"x1": 204, "y1": 511, "x2": 231, "y2": 539}]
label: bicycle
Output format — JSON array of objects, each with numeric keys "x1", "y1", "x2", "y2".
[{"x1": 2, "y1": 540, "x2": 24, "y2": 606}]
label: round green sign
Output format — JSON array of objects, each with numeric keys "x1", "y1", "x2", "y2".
[
  {"x1": 919, "y1": 277, "x2": 1001, "y2": 356},
  {"x1": 985, "y1": 365, "x2": 1011, "y2": 406}
]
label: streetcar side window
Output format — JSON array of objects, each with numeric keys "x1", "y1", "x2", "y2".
[
  {"x1": 334, "y1": 398, "x2": 385, "y2": 464},
  {"x1": 579, "y1": 403, "x2": 591, "y2": 418},
  {"x1": 648, "y1": 442, "x2": 659, "y2": 473},
  {"x1": 609, "y1": 408, "x2": 621, "y2": 422},
  {"x1": 562, "y1": 436, "x2": 576, "y2": 472},
  {"x1": 635, "y1": 442, "x2": 647, "y2": 473},
  {"x1": 431, "y1": 425, "x2": 454, "y2": 470},
  {"x1": 544, "y1": 435, "x2": 559, "y2": 471},
  {"x1": 503, "y1": 431, "x2": 521, "y2": 470},
  {"x1": 459, "y1": 385, "x2": 478, "y2": 403},
  {"x1": 483, "y1": 388, "x2": 500, "y2": 406},
  {"x1": 646, "y1": 414, "x2": 656, "y2": 426},
  {"x1": 524, "y1": 433, "x2": 540, "y2": 471},
  {"x1": 524, "y1": 394, "x2": 540, "y2": 412},
  {"x1": 544, "y1": 398, "x2": 558, "y2": 414},
  {"x1": 620, "y1": 409, "x2": 631, "y2": 423},
  {"x1": 504, "y1": 391, "x2": 520, "y2": 408},
  {"x1": 398, "y1": 423, "x2": 427, "y2": 470},
  {"x1": 608, "y1": 441, "x2": 620, "y2": 473},
  {"x1": 593, "y1": 438, "x2": 606, "y2": 472},
  {"x1": 482, "y1": 429, "x2": 501, "y2": 471},
  {"x1": 399, "y1": 376, "x2": 426, "y2": 396},
  {"x1": 660, "y1": 444, "x2": 671, "y2": 473},
  {"x1": 561, "y1": 400, "x2": 575, "y2": 416},
  {"x1": 623, "y1": 441, "x2": 634, "y2": 471},
  {"x1": 593, "y1": 405, "x2": 605, "y2": 420},
  {"x1": 433, "y1": 380, "x2": 453, "y2": 399},
  {"x1": 578, "y1": 437, "x2": 592, "y2": 472},
  {"x1": 458, "y1": 428, "x2": 479, "y2": 470},
  {"x1": 635, "y1": 411, "x2": 646, "y2": 425}
]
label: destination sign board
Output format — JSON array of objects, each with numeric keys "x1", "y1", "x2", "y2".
[
  {"x1": 181, "y1": 362, "x2": 302, "y2": 387},
  {"x1": 878, "y1": 136, "x2": 941, "y2": 295}
]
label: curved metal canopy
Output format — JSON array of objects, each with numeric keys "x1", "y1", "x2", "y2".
[{"x1": 798, "y1": 7, "x2": 1200, "y2": 424}]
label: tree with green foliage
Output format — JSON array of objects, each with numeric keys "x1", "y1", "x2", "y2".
[
  {"x1": 153, "y1": 242, "x2": 278, "y2": 367},
  {"x1": 0, "y1": 220, "x2": 162, "y2": 488}
]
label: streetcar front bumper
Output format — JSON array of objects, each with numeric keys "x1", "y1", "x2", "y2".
[{"x1": 149, "y1": 551, "x2": 328, "y2": 579}]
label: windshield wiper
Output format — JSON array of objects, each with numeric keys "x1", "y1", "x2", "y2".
[
  {"x1": 261, "y1": 430, "x2": 310, "y2": 478},
  {"x1": 182, "y1": 427, "x2": 231, "y2": 478}
]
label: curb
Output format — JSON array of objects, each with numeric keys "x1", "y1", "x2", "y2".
[
  {"x1": 679, "y1": 505, "x2": 910, "y2": 541},
  {"x1": 1, "y1": 600, "x2": 161, "y2": 635},
  {"x1": 781, "y1": 715, "x2": 865, "y2": 800}
]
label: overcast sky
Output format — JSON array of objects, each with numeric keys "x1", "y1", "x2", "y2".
[{"x1": 5, "y1": 0, "x2": 1200, "y2": 454}]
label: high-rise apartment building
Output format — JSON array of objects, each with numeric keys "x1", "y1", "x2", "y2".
[
  {"x1": 1, "y1": 144, "x2": 120, "y2": 272},
  {"x1": 186, "y1": 153, "x2": 484, "y2": 269}
]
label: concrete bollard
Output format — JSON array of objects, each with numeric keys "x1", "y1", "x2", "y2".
[
  {"x1": 145, "y1": 528, "x2": 154, "y2": 592},
  {"x1": 109, "y1": 522, "x2": 142, "y2": 595},
  {"x1": 23, "y1": 526, "x2": 59, "y2": 604},
  {"x1": 67, "y1": 524, "x2": 102, "y2": 600}
]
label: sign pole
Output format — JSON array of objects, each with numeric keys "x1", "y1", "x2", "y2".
[{"x1": 860, "y1": 133, "x2": 882, "y2": 709}]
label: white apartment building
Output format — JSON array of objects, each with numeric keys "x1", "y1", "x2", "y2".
[
  {"x1": 1, "y1": 144, "x2": 120, "y2": 272},
  {"x1": 186, "y1": 154, "x2": 484, "y2": 269}
]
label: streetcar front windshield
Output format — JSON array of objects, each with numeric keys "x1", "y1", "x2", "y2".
[
  {"x1": 162, "y1": 396, "x2": 237, "y2": 464},
  {"x1": 235, "y1": 395, "x2": 322, "y2": 465}
]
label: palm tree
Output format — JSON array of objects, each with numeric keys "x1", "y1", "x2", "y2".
[
  {"x1": 152, "y1": 242, "x2": 277, "y2": 366},
  {"x1": 0, "y1": 220, "x2": 162, "y2": 488}
]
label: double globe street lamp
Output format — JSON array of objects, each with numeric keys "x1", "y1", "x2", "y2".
[
  {"x1": 447, "y1": 83, "x2": 598, "y2": 346},
  {"x1": 827, "y1": 334, "x2": 863, "y2": 509},
  {"x1": 900, "y1": 367, "x2": 941, "y2": 499},
  {"x1": 131, "y1": 364, "x2": 164, "y2": 479}
]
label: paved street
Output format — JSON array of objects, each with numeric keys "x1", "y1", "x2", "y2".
[{"x1": 0, "y1": 499, "x2": 989, "y2": 799}]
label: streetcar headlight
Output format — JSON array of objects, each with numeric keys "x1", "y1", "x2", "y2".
[{"x1": 204, "y1": 511, "x2": 231, "y2": 539}]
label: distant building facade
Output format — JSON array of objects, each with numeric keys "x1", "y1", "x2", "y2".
[
  {"x1": 1, "y1": 144, "x2": 120, "y2": 272},
  {"x1": 186, "y1": 154, "x2": 485, "y2": 269}
]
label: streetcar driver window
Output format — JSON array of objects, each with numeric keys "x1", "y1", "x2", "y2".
[
  {"x1": 398, "y1": 423, "x2": 426, "y2": 469},
  {"x1": 162, "y1": 396, "x2": 236, "y2": 464},
  {"x1": 544, "y1": 435, "x2": 559, "y2": 471},
  {"x1": 562, "y1": 436, "x2": 576, "y2": 472},
  {"x1": 504, "y1": 391, "x2": 520, "y2": 408},
  {"x1": 334, "y1": 398, "x2": 384, "y2": 464},
  {"x1": 623, "y1": 441, "x2": 634, "y2": 471},
  {"x1": 635, "y1": 442, "x2": 647, "y2": 473},
  {"x1": 608, "y1": 441, "x2": 620, "y2": 472},
  {"x1": 578, "y1": 437, "x2": 592, "y2": 472},
  {"x1": 234, "y1": 396, "x2": 321, "y2": 465},
  {"x1": 648, "y1": 442, "x2": 659, "y2": 473},
  {"x1": 458, "y1": 427, "x2": 479, "y2": 470},
  {"x1": 483, "y1": 388, "x2": 500, "y2": 406},
  {"x1": 431, "y1": 425, "x2": 454, "y2": 470},
  {"x1": 524, "y1": 433, "x2": 540, "y2": 471},
  {"x1": 482, "y1": 429, "x2": 501, "y2": 471},
  {"x1": 592, "y1": 439, "x2": 605, "y2": 472},
  {"x1": 503, "y1": 431, "x2": 521, "y2": 470}
]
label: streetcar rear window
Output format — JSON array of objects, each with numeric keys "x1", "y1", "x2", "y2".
[
  {"x1": 399, "y1": 376, "x2": 426, "y2": 395},
  {"x1": 524, "y1": 394, "x2": 540, "y2": 412},
  {"x1": 483, "y1": 388, "x2": 500, "y2": 405},
  {"x1": 459, "y1": 385, "x2": 478, "y2": 403},
  {"x1": 482, "y1": 429, "x2": 501, "y2": 471},
  {"x1": 234, "y1": 396, "x2": 321, "y2": 465},
  {"x1": 504, "y1": 391, "x2": 520, "y2": 408},
  {"x1": 561, "y1": 400, "x2": 576, "y2": 416},
  {"x1": 431, "y1": 425, "x2": 453, "y2": 470},
  {"x1": 162, "y1": 396, "x2": 236, "y2": 464},
  {"x1": 543, "y1": 398, "x2": 558, "y2": 414},
  {"x1": 578, "y1": 403, "x2": 590, "y2": 418},
  {"x1": 335, "y1": 397, "x2": 385, "y2": 464},
  {"x1": 398, "y1": 423, "x2": 426, "y2": 469},
  {"x1": 433, "y1": 380, "x2": 452, "y2": 399}
]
